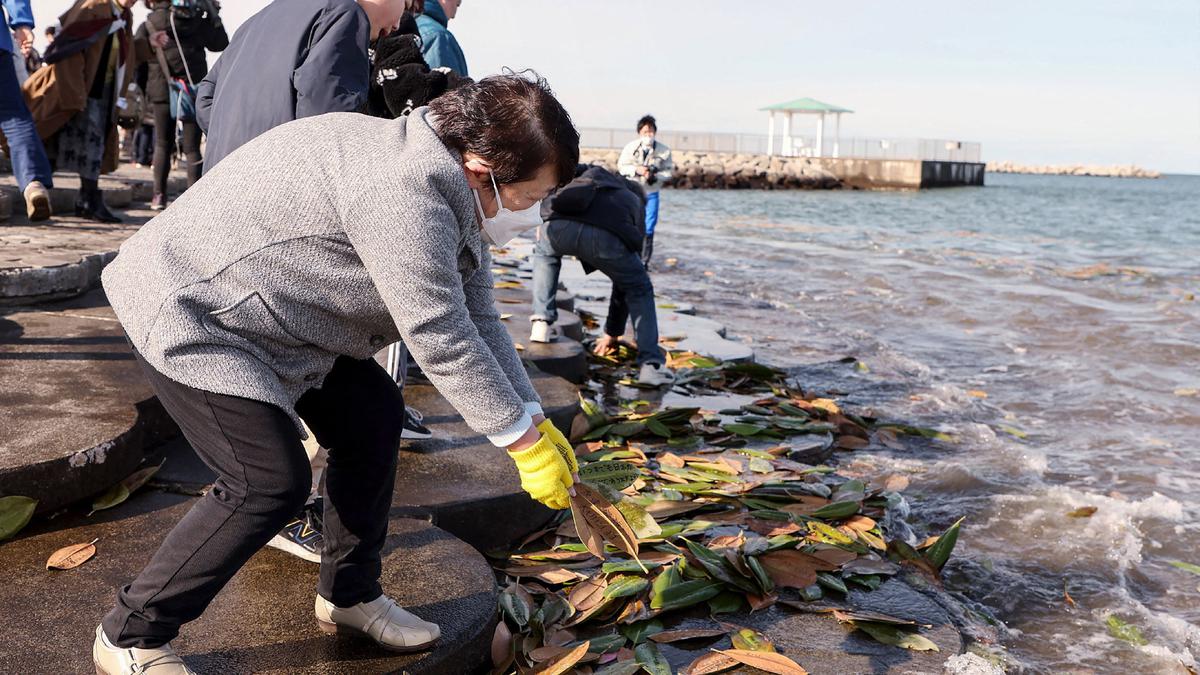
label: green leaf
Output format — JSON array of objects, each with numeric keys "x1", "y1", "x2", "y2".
[
  {"x1": 650, "y1": 407, "x2": 701, "y2": 426},
  {"x1": 580, "y1": 394, "x2": 609, "y2": 428},
  {"x1": 609, "y1": 421, "x2": 648, "y2": 438},
  {"x1": 707, "y1": 590, "x2": 745, "y2": 615},
  {"x1": 853, "y1": 621, "x2": 940, "y2": 651},
  {"x1": 645, "y1": 418, "x2": 672, "y2": 438},
  {"x1": 816, "y1": 572, "x2": 848, "y2": 594},
  {"x1": 586, "y1": 633, "x2": 628, "y2": 654},
  {"x1": 722, "y1": 362, "x2": 784, "y2": 381},
  {"x1": 881, "y1": 424, "x2": 954, "y2": 442},
  {"x1": 634, "y1": 642, "x2": 671, "y2": 675},
  {"x1": 747, "y1": 554, "x2": 775, "y2": 594},
  {"x1": 619, "y1": 619, "x2": 663, "y2": 645},
  {"x1": 723, "y1": 422, "x2": 767, "y2": 437},
  {"x1": 730, "y1": 626, "x2": 776, "y2": 652},
  {"x1": 924, "y1": 517, "x2": 965, "y2": 570},
  {"x1": 0, "y1": 496, "x2": 37, "y2": 541},
  {"x1": 809, "y1": 500, "x2": 862, "y2": 520},
  {"x1": 651, "y1": 579, "x2": 723, "y2": 611},
  {"x1": 579, "y1": 460, "x2": 641, "y2": 491},
  {"x1": 604, "y1": 575, "x2": 650, "y2": 599},
  {"x1": 682, "y1": 538, "x2": 758, "y2": 594},
  {"x1": 1105, "y1": 615, "x2": 1148, "y2": 646},
  {"x1": 90, "y1": 462, "x2": 164, "y2": 514},
  {"x1": 998, "y1": 424, "x2": 1028, "y2": 439},
  {"x1": 593, "y1": 662, "x2": 644, "y2": 675},
  {"x1": 603, "y1": 559, "x2": 664, "y2": 574},
  {"x1": 583, "y1": 423, "x2": 615, "y2": 441},
  {"x1": 498, "y1": 585, "x2": 531, "y2": 627},
  {"x1": 1168, "y1": 560, "x2": 1200, "y2": 576},
  {"x1": 807, "y1": 521, "x2": 857, "y2": 547},
  {"x1": 798, "y1": 584, "x2": 823, "y2": 601}
]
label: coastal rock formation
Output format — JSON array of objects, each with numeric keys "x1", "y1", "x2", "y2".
[
  {"x1": 986, "y1": 160, "x2": 1160, "y2": 178},
  {"x1": 580, "y1": 148, "x2": 843, "y2": 190}
]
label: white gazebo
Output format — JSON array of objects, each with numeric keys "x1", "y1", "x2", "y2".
[{"x1": 760, "y1": 97, "x2": 853, "y2": 158}]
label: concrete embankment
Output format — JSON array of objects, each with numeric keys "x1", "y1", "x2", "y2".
[
  {"x1": 582, "y1": 148, "x2": 986, "y2": 190},
  {"x1": 986, "y1": 160, "x2": 1161, "y2": 178}
]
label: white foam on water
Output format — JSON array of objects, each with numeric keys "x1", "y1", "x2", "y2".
[{"x1": 980, "y1": 486, "x2": 1184, "y2": 572}]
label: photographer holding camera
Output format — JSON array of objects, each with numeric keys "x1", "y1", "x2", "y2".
[
  {"x1": 617, "y1": 114, "x2": 673, "y2": 267},
  {"x1": 136, "y1": 0, "x2": 227, "y2": 210}
]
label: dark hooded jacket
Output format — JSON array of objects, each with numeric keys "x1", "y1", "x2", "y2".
[{"x1": 542, "y1": 165, "x2": 646, "y2": 254}]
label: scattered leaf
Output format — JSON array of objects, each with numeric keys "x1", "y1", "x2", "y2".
[
  {"x1": 923, "y1": 517, "x2": 964, "y2": 570},
  {"x1": 852, "y1": 621, "x2": 940, "y2": 652},
  {"x1": 1105, "y1": 615, "x2": 1148, "y2": 646},
  {"x1": 683, "y1": 651, "x2": 739, "y2": 675},
  {"x1": 46, "y1": 538, "x2": 99, "y2": 570},
  {"x1": 1067, "y1": 506, "x2": 1098, "y2": 518},
  {"x1": 90, "y1": 461, "x2": 164, "y2": 515},
  {"x1": 650, "y1": 627, "x2": 728, "y2": 643},
  {"x1": 716, "y1": 649, "x2": 809, "y2": 674},
  {"x1": 0, "y1": 495, "x2": 37, "y2": 541},
  {"x1": 1168, "y1": 560, "x2": 1200, "y2": 576},
  {"x1": 729, "y1": 626, "x2": 776, "y2": 652},
  {"x1": 634, "y1": 641, "x2": 671, "y2": 675},
  {"x1": 533, "y1": 640, "x2": 590, "y2": 675}
]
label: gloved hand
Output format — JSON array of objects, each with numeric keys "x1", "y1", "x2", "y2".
[
  {"x1": 509, "y1": 432, "x2": 574, "y2": 510},
  {"x1": 537, "y1": 419, "x2": 580, "y2": 475}
]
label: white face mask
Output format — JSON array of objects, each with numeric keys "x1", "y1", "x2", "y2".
[
  {"x1": 473, "y1": 170, "x2": 542, "y2": 246},
  {"x1": 641, "y1": 135, "x2": 655, "y2": 147}
]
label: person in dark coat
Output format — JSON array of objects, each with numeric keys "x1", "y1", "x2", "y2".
[
  {"x1": 135, "y1": 0, "x2": 227, "y2": 209},
  {"x1": 530, "y1": 164, "x2": 675, "y2": 387},
  {"x1": 195, "y1": 0, "x2": 412, "y2": 174}
]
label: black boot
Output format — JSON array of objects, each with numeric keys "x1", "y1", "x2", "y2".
[{"x1": 75, "y1": 178, "x2": 121, "y2": 224}]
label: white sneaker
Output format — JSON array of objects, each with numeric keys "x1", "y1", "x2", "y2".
[
  {"x1": 93, "y1": 625, "x2": 195, "y2": 674},
  {"x1": 23, "y1": 180, "x2": 51, "y2": 221},
  {"x1": 638, "y1": 362, "x2": 676, "y2": 387},
  {"x1": 529, "y1": 319, "x2": 558, "y2": 343},
  {"x1": 315, "y1": 594, "x2": 440, "y2": 652}
]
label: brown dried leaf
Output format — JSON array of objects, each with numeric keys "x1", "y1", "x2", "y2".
[
  {"x1": 572, "y1": 483, "x2": 642, "y2": 570},
  {"x1": 658, "y1": 452, "x2": 686, "y2": 468},
  {"x1": 757, "y1": 550, "x2": 837, "y2": 589},
  {"x1": 746, "y1": 592, "x2": 777, "y2": 612},
  {"x1": 808, "y1": 547, "x2": 857, "y2": 568},
  {"x1": 717, "y1": 649, "x2": 809, "y2": 675},
  {"x1": 683, "y1": 651, "x2": 739, "y2": 675},
  {"x1": 46, "y1": 538, "x2": 98, "y2": 570},
  {"x1": 842, "y1": 515, "x2": 877, "y2": 533},
  {"x1": 571, "y1": 496, "x2": 606, "y2": 559},
  {"x1": 533, "y1": 640, "x2": 590, "y2": 675},
  {"x1": 568, "y1": 575, "x2": 609, "y2": 613},
  {"x1": 490, "y1": 620, "x2": 514, "y2": 671}
]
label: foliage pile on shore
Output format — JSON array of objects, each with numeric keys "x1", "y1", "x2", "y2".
[{"x1": 490, "y1": 352, "x2": 962, "y2": 674}]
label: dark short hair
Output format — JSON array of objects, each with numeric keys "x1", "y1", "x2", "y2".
[
  {"x1": 429, "y1": 71, "x2": 579, "y2": 187},
  {"x1": 637, "y1": 115, "x2": 657, "y2": 133}
]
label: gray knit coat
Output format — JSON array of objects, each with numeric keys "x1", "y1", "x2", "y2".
[{"x1": 101, "y1": 109, "x2": 540, "y2": 440}]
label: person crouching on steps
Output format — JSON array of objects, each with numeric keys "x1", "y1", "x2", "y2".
[
  {"x1": 92, "y1": 73, "x2": 581, "y2": 674},
  {"x1": 530, "y1": 164, "x2": 676, "y2": 387}
]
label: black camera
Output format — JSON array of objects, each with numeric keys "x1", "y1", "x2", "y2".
[{"x1": 645, "y1": 167, "x2": 659, "y2": 186}]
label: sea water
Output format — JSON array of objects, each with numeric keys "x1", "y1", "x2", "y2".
[{"x1": 649, "y1": 173, "x2": 1200, "y2": 672}]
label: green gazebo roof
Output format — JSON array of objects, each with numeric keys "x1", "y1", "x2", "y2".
[{"x1": 759, "y1": 97, "x2": 853, "y2": 114}]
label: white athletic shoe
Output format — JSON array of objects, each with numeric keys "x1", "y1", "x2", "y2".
[
  {"x1": 529, "y1": 319, "x2": 558, "y2": 343},
  {"x1": 93, "y1": 625, "x2": 195, "y2": 675},
  {"x1": 638, "y1": 362, "x2": 676, "y2": 387},
  {"x1": 315, "y1": 594, "x2": 440, "y2": 652}
]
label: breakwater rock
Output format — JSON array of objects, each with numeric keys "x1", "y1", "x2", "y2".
[
  {"x1": 580, "y1": 148, "x2": 843, "y2": 190},
  {"x1": 986, "y1": 160, "x2": 1161, "y2": 178}
]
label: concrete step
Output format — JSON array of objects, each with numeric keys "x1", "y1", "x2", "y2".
[
  {"x1": 0, "y1": 489, "x2": 498, "y2": 674},
  {"x1": 0, "y1": 209, "x2": 156, "y2": 303},
  {"x1": 0, "y1": 290, "x2": 177, "y2": 515}
]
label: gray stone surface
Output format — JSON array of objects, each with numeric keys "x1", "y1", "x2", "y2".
[
  {"x1": 0, "y1": 490, "x2": 498, "y2": 675},
  {"x1": 652, "y1": 592, "x2": 960, "y2": 674},
  {"x1": 0, "y1": 290, "x2": 176, "y2": 514},
  {"x1": 1, "y1": 210, "x2": 156, "y2": 302}
]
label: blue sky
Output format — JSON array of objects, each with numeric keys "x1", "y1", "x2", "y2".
[{"x1": 29, "y1": 0, "x2": 1200, "y2": 173}]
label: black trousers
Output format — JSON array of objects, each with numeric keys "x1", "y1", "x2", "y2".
[
  {"x1": 101, "y1": 352, "x2": 404, "y2": 648},
  {"x1": 152, "y1": 102, "x2": 202, "y2": 195}
]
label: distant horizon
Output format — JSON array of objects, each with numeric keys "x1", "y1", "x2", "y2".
[{"x1": 26, "y1": 0, "x2": 1200, "y2": 174}]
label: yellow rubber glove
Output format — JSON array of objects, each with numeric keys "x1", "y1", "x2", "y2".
[
  {"x1": 509, "y1": 432, "x2": 574, "y2": 510},
  {"x1": 537, "y1": 419, "x2": 579, "y2": 475}
]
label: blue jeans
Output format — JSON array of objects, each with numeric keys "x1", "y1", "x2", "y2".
[
  {"x1": 532, "y1": 219, "x2": 664, "y2": 366},
  {"x1": 0, "y1": 49, "x2": 53, "y2": 192}
]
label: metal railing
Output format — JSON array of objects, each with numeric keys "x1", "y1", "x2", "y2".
[{"x1": 579, "y1": 127, "x2": 982, "y2": 163}]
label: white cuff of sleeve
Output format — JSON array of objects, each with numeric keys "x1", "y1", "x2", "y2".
[
  {"x1": 524, "y1": 401, "x2": 544, "y2": 418},
  {"x1": 488, "y1": 411, "x2": 533, "y2": 448}
]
